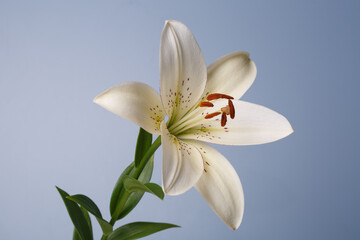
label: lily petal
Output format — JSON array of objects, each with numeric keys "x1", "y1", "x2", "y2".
[
  {"x1": 94, "y1": 82, "x2": 165, "y2": 135},
  {"x1": 188, "y1": 140, "x2": 244, "y2": 230},
  {"x1": 201, "y1": 51, "x2": 257, "y2": 101},
  {"x1": 161, "y1": 121, "x2": 204, "y2": 196},
  {"x1": 160, "y1": 20, "x2": 207, "y2": 122},
  {"x1": 178, "y1": 100, "x2": 293, "y2": 145}
]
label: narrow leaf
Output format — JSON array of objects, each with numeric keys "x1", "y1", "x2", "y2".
[
  {"x1": 56, "y1": 186, "x2": 93, "y2": 240},
  {"x1": 73, "y1": 207, "x2": 93, "y2": 239},
  {"x1": 123, "y1": 176, "x2": 164, "y2": 200},
  {"x1": 110, "y1": 162, "x2": 135, "y2": 216},
  {"x1": 96, "y1": 217, "x2": 113, "y2": 235},
  {"x1": 67, "y1": 194, "x2": 113, "y2": 235},
  {"x1": 81, "y1": 207, "x2": 93, "y2": 236},
  {"x1": 144, "y1": 183, "x2": 164, "y2": 199},
  {"x1": 117, "y1": 156, "x2": 154, "y2": 220},
  {"x1": 73, "y1": 229, "x2": 81, "y2": 240},
  {"x1": 109, "y1": 128, "x2": 155, "y2": 221},
  {"x1": 67, "y1": 194, "x2": 102, "y2": 219},
  {"x1": 107, "y1": 222, "x2": 179, "y2": 240},
  {"x1": 134, "y1": 128, "x2": 152, "y2": 167}
]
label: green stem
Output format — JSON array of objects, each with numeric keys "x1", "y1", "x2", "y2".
[
  {"x1": 133, "y1": 136, "x2": 161, "y2": 178},
  {"x1": 109, "y1": 136, "x2": 162, "y2": 226}
]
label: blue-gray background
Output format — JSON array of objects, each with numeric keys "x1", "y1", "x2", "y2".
[{"x1": 1, "y1": 0, "x2": 359, "y2": 239}]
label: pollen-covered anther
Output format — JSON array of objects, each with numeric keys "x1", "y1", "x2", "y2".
[
  {"x1": 228, "y1": 99, "x2": 235, "y2": 119},
  {"x1": 221, "y1": 112, "x2": 227, "y2": 127},
  {"x1": 199, "y1": 101, "x2": 214, "y2": 107},
  {"x1": 203, "y1": 93, "x2": 235, "y2": 127},
  {"x1": 206, "y1": 93, "x2": 234, "y2": 101},
  {"x1": 205, "y1": 112, "x2": 221, "y2": 119}
]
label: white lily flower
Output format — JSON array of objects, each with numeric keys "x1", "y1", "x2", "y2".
[{"x1": 94, "y1": 20, "x2": 293, "y2": 230}]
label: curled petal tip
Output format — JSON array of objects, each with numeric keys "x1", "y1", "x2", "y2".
[
  {"x1": 164, "y1": 20, "x2": 175, "y2": 26},
  {"x1": 93, "y1": 91, "x2": 107, "y2": 105},
  {"x1": 230, "y1": 225, "x2": 238, "y2": 231},
  {"x1": 285, "y1": 119, "x2": 294, "y2": 136},
  {"x1": 93, "y1": 95, "x2": 100, "y2": 104},
  {"x1": 226, "y1": 216, "x2": 242, "y2": 231},
  {"x1": 290, "y1": 126, "x2": 294, "y2": 134}
]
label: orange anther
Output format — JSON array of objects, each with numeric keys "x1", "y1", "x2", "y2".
[
  {"x1": 228, "y1": 99, "x2": 235, "y2": 119},
  {"x1": 199, "y1": 101, "x2": 214, "y2": 107},
  {"x1": 205, "y1": 112, "x2": 221, "y2": 119},
  {"x1": 221, "y1": 112, "x2": 227, "y2": 127},
  {"x1": 207, "y1": 93, "x2": 234, "y2": 101}
]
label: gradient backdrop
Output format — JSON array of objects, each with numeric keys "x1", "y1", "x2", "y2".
[{"x1": 1, "y1": 0, "x2": 359, "y2": 239}]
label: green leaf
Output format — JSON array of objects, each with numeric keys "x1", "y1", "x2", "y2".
[
  {"x1": 73, "y1": 207, "x2": 93, "y2": 239},
  {"x1": 73, "y1": 229, "x2": 81, "y2": 240},
  {"x1": 109, "y1": 128, "x2": 155, "y2": 221},
  {"x1": 134, "y1": 128, "x2": 152, "y2": 167},
  {"x1": 110, "y1": 162, "x2": 135, "y2": 216},
  {"x1": 82, "y1": 207, "x2": 93, "y2": 235},
  {"x1": 96, "y1": 217, "x2": 113, "y2": 236},
  {"x1": 107, "y1": 222, "x2": 179, "y2": 240},
  {"x1": 67, "y1": 194, "x2": 102, "y2": 218},
  {"x1": 123, "y1": 176, "x2": 164, "y2": 200},
  {"x1": 56, "y1": 186, "x2": 93, "y2": 240},
  {"x1": 67, "y1": 194, "x2": 113, "y2": 235},
  {"x1": 73, "y1": 228, "x2": 81, "y2": 240},
  {"x1": 117, "y1": 156, "x2": 154, "y2": 220}
]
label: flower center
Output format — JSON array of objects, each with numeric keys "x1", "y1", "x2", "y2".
[{"x1": 199, "y1": 93, "x2": 235, "y2": 127}]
